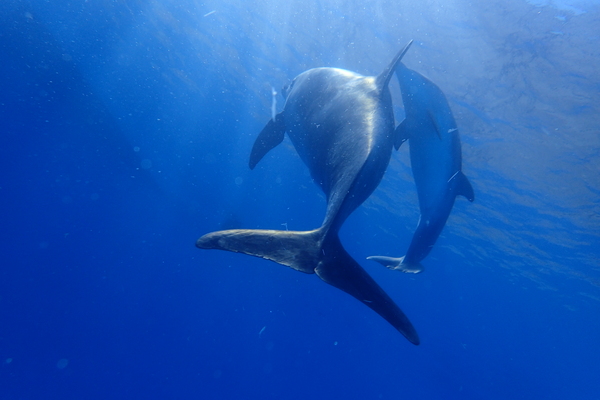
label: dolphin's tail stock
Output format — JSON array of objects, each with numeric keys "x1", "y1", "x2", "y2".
[{"x1": 196, "y1": 228, "x2": 420, "y2": 345}]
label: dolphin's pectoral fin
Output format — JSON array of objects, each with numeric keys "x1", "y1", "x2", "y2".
[
  {"x1": 366, "y1": 255, "x2": 424, "y2": 274},
  {"x1": 316, "y1": 237, "x2": 419, "y2": 345},
  {"x1": 428, "y1": 110, "x2": 444, "y2": 141},
  {"x1": 196, "y1": 228, "x2": 320, "y2": 274},
  {"x1": 454, "y1": 171, "x2": 474, "y2": 202},
  {"x1": 394, "y1": 120, "x2": 410, "y2": 150},
  {"x1": 249, "y1": 113, "x2": 286, "y2": 169}
]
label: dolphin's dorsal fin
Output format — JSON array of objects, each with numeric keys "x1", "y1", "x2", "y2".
[
  {"x1": 249, "y1": 113, "x2": 286, "y2": 169},
  {"x1": 451, "y1": 171, "x2": 475, "y2": 202},
  {"x1": 376, "y1": 40, "x2": 413, "y2": 92}
]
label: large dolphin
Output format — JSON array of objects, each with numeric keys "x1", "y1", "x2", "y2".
[
  {"x1": 196, "y1": 41, "x2": 419, "y2": 345},
  {"x1": 368, "y1": 62, "x2": 474, "y2": 273}
]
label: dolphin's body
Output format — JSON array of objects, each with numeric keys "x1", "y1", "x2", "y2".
[
  {"x1": 368, "y1": 62, "x2": 474, "y2": 273},
  {"x1": 197, "y1": 42, "x2": 419, "y2": 345}
]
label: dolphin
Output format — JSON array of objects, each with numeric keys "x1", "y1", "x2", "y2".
[
  {"x1": 368, "y1": 62, "x2": 474, "y2": 274},
  {"x1": 196, "y1": 41, "x2": 419, "y2": 345}
]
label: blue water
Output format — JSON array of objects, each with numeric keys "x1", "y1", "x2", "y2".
[{"x1": 1, "y1": 0, "x2": 599, "y2": 398}]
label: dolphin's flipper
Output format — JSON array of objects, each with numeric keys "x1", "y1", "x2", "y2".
[
  {"x1": 428, "y1": 110, "x2": 444, "y2": 141},
  {"x1": 366, "y1": 255, "x2": 424, "y2": 274},
  {"x1": 316, "y1": 237, "x2": 419, "y2": 344},
  {"x1": 394, "y1": 120, "x2": 410, "y2": 150},
  {"x1": 196, "y1": 228, "x2": 320, "y2": 274},
  {"x1": 453, "y1": 171, "x2": 475, "y2": 202},
  {"x1": 249, "y1": 113, "x2": 286, "y2": 169}
]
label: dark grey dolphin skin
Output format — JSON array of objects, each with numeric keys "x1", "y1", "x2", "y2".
[
  {"x1": 368, "y1": 62, "x2": 474, "y2": 274},
  {"x1": 196, "y1": 41, "x2": 419, "y2": 345}
]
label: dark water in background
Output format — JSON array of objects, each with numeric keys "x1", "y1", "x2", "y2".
[{"x1": 1, "y1": 0, "x2": 599, "y2": 398}]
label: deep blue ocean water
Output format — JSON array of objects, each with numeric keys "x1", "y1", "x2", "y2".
[{"x1": 1, "y1": 0, "x2": 599, "y2": 399}]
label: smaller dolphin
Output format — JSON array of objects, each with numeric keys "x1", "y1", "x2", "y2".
[{"x1": 368, "y1": 62, "x2": 474, "y2": 273}]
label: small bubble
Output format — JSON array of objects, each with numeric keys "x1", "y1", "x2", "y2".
[
  {"x1": 234, "y1": 177, "x2": 243, "y2": 185},
  {"x1": 5, "y1": 358, "x2": 12, "y2": 364},
  {"x1": 263, "y1": 363, "x2": 273, "y2": 374},
  {"x1": 141, "y1": 159, "x2": 152, "y2": 169},
  {"x1": 56, "y1": 359, "x2": 69, "y2": 369},
  {"x1": 204, "y1": 154, "x2": 216, "y2": 164},
  {"x1": 133, "y1": 146, "x2": 140, "y2": 152}
]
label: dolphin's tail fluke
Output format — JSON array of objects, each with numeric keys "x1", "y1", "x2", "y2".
[
  {"x1": 196, "y1": 228, "x2": 321, "y2": 274},
  {"x1": 367, "y1": 255, "x2": 424, "y2": 274},
  {"x1": 196, "y1": 229, "x2": 419, "y2": 345},
  {"x1": 317, "y1": 235, "x2": 420, "y2": 345}
]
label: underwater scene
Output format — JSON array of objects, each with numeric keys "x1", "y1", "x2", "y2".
[{"x1": 1, "y1": 0, "x2": 599, "y2": 398}]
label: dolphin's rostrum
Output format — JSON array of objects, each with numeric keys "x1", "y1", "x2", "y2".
[{"x1": 197, "y1": 41, "x2": 419, "y2": 345}]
